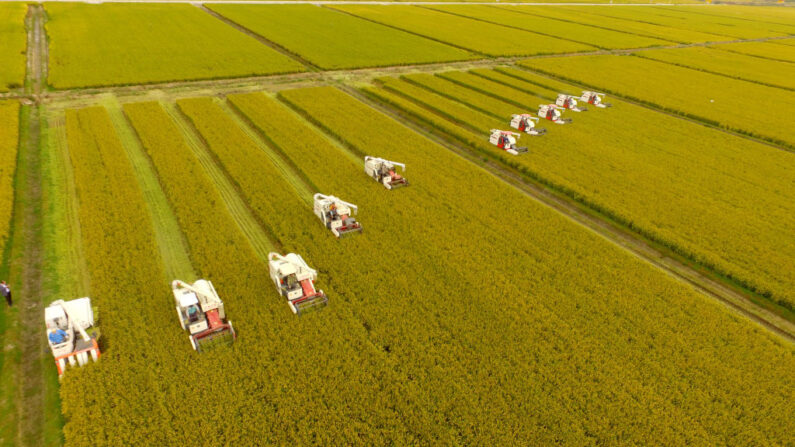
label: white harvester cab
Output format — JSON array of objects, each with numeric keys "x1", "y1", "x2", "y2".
[
  {"x1": 45, "y1": 298, "x2": 100, "y2": 377},
  {"x1": 538, "y1": 104, "x2": 572, "y2": 125},
  {"x1": 313, "y1": 193, "x2": 363, "y2": 238},
  {"x1": 510, "y1": 114, "x2": 546, "y2": 136},
  {"x1": 580, "y1": 91, "x2": 612, "y2": 108},
  {"x1": 364, "y1": 156, "x2": 408, "y2": 190},
  {"x1": 268, "y1": 252, "x2": 328, "y2": 315},
  {"x1": 555, "y1": 94, "x2": 587, "y2": 112},
  {"x1": 172, "y1": 279, "x2": 236, "y2": 352},
  {"x1": 489, "y1": 129, "x2": 528, "y2": 156}
]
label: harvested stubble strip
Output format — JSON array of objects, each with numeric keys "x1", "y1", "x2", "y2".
[{"x1": 280, "y1": 86, "x2": 794, "y2": 445}]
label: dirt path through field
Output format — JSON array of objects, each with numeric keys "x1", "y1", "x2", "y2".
[{"x1": 341, "y1": 85, "x2": 795, "y2": 343}]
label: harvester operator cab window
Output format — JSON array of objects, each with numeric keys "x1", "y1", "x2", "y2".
[
  {"x1": 282, "y1": 274, "x2": 298, "y2": 291},
  {"x1": 186, "y1": 304, "x2": 201, "y2": 323}
]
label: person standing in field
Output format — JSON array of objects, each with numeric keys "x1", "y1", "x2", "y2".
[{"x1": 1, "y1": 281, "x2": 11, "y2": 306}]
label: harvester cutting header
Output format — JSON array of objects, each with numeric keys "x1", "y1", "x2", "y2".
[{"x1": 364, "y1": 156, "x2": 408, "y2": 190}]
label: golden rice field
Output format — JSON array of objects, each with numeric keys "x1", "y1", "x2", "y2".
[{"x1": 0, "y1": 3, "x2": 793, "y2": 446}]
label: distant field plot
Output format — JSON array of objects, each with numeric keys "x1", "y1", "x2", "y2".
[
  {"x1": 716, "y1": 40, "x2": 795, "y2": 63},
  {"x1": 637, "y1": 46, "x2": 795, "y2": 89},
  {"x1": 524, "y1": 6, "x2": 730, "y2": 43},
  {"x1": 45, "y1": 3, "x2": 305, "y2": 89},
  {"x1": 691, "y1": 5, "x2": 795, "y2": 24},
  {"x1": 578, "y1": 6, "x2": 792, "y2": 39},
  {"x1": 207, "y1": 5, "x2": 475, "y2": 69},
  {"x1": 330, "y1": 5, "x2": 594, "y2": 56},
  {"x1": 427, "y1": 5, "x2": 671, "y2": 49},
  {"x1": 521, "y1": 54, "x2": 795, "y2": 148},
  {"x1": 0, "y1": 4, "x2": 28, "y2": 91},
  {"x1": 372, "y1": 68, "x2": 795, "y2": 309}
]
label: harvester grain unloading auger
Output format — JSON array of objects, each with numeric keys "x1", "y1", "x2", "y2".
[
  {"x1": 268, "y1": 252, "x2": 328, "y2": 315},
  {"x1": 172, "y1": 279, "x2": 236, "y2": 352},
  {"x1": 489, "y1": 129, "x2": 528, "y2": 155},
  {"x1": 580, "y1": 91, "x2": 612, "y2": 108},
  {"x1": 45, "y1": 298, "x2": 101, "y2": 377},
  {"x1": 314, "y1": 193, "x2": 363, "y2": 238},
  {"x1": 555, "y1": 94, "x2": 587, "y2": 112},
  {"x1": 510, "y1": 114, "x2": 546, "y2": 136},
  {"x1": 538, "y1": 104, "x2": 572, "y2": 125},
  {"x1": 364, "y1": 156, "x2": 408, "y2": 190}
]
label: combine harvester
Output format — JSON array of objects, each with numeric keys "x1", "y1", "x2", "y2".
[
  {"x1": 172, "y1": 279, "x2": 236, "y2": 352},
  {"x1": 555, "y1": 94, "x2": 587, "y2": 112},
  {"x1": 268, "y1": 252, "x2": 328, "y2": 315},
  {"x1": 489, "y1": 129, "x2": 528, "y2": 155},
  {"x1": 510, "y1": 114, "x2": 546, "y2": 135},
  {"x1": 45, "y1": 298, "x2": 101, "y2": 377},
  {"x1": 364, "y1": 156, "x2": 408, "y2": 190},
  {"x1": 538, "y1": 104, "x2": 572, "y2": 125},
  {"x1": 580, "y1": 91, "x2": 612, "y2": 108},
  {"x1": 314, "y1": 193, "x2": 363, "y2": 238}
]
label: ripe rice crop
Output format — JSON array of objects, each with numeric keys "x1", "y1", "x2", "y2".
[
  {"x1": 519, "y1": 6, "x2": 727, "y2": 43},
  {"x1": 376, "y1": 68, "x2": 795, "y2": 309},
  {"x1": 277, "y1": 85, "x2": 795, "y2": 445},
  {"x1": 427, "y1": 5, "x2": 671, "y2": 49},
  {"x1": 575, "y1": 6, "x2": 792, "y2": 39},
  {"x1": 0, "y1": 102, "x2": 19, "y2": 249},
  {"x1": 207, "y1": 4, "x2": 475, "y2": 69},
  {"x1": 0, "y1": 4, "x2": 28, "y2": 91},
  {"x1": 520, "y1": 54, "x2": 795, "y2": 148},
  {"x1": 45, "y1": 3, "x2": 305, "y2": 89},
  {"x1": 715, "y1": 40, "x2": 795, "y2": 63},
  {"x1": 635, "y1": 47, "x2": 795, "y2": 90},
  {"x1": 330, "y1": 5, "x2": 594, "y2": 56}
]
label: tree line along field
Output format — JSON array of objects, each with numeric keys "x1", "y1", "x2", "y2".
[
  {"x1": 50, "y1": 86, "x2": 794, "y2": 445},
  {"x1": 0, "y1": 3, "x2": 794, "y2": 446}
]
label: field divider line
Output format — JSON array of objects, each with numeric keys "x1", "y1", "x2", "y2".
[
  {"x1": 162, "y1": 101, "x2": 281, "y2": 261},
  {"x1": 485, "y1": 4, "x2": 682, "y2": 46},
  {"x1": 513, "y1": 64, "x2": 795, "y2": 154},
  {"x1": 322, "y1": 5, "x2": 490, "y2": 58},
  {"x1": 417, "y1": 5, "x2": 606, "y2": 51},
  {"x1": 101, "y1": 97, "x2": 197, "y2": 281},
  {"x1": 344, "y1": 84, "x2": 795, "y2": 343},
  {"x1": 217, "y1": 96, "x2": 317, "y2": 205},
  {"x1": 199, "y1": 5, "x2": 322, "y2": 72},
  {"x1": 631, "y1": 52, "x2": 794, "y2": 92}
]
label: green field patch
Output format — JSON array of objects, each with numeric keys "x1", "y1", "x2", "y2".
[
  {"x1": 208, "y1": 4, "x2": 475, "y2": 69},
  {"x1": 428, "y1": 5, "x2": 671, "y2": 49},
  {"x1": 0, "y1": 4, "x2": 27, "y2": 91},
  {"x1": 330, "y1": 5, "x2": 594, "y2": 57},
  {"x1": 45, "y1": 3, "x2": 305, "y2": 89}
]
